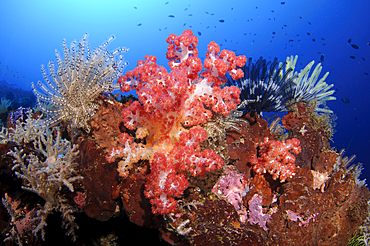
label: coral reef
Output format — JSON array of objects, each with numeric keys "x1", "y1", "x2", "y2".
[{"x1": 0, "y1": 31, "x2": 368, "y2": 246}]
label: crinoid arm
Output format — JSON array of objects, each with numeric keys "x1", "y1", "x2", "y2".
[
  {"x1": 286, "y1": 55, "x2": 336, "y2": 113},
  {"x1": 226, "y1": 56, "x2": 296, "y2": 116},
  {"x1": 32, "y1": 33, "x2": 128, "y2": 131}
]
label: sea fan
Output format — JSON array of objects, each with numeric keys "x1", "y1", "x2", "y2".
[{"x1": 32, "y1": 34, "x2": 128, "y2": 131}]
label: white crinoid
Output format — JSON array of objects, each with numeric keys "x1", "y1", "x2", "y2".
[{"x1": 32, "y1": 33, "x2": 128, "y2": 131}]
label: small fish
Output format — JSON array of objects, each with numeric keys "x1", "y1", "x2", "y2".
[
  {"x1": 225, "y1": 39, "x2": 227, "y2": 42},
  {"x1": 307, "y1": 32, "x2": 311, "y2": 35},
  {"x1": 272, "y1": 31, "x2": 276, "y2": 35},
  {"x1": 321, "y1": 37, "x2": 325, "y2": 40},
  {"x1": 137, "y1": 23, "x2": 142, "y2": 26},
  {"x1": 367, "y1": 42, "x2": 370, "y2": 45},
  {"x1": 165, "y1": 2, "x2": 169, "y2": 4},
  {"x1": 312, "y1": 38, "x2": 316, "y2": 42},
  {"x1": 133, "y1": 6, "x2": 137, "y2": 9},
  {"x1": 168, "y1": 15, "x2": 175, "y2": 18},
  {"x1": 322, "y1": 43, "x2": 326, "y2": 45},
  {"x1": 289, "y1": 39, "x2": 294, "y2": 42},
  {"x1": 362, "y1": 57, "x2": 365, "y2": 61},
  {"x1": 341, "y1": 98, "x2": 350, "y2": 104},
  {"x1": 283, "y1": 24, "x2": 287, "y2": 27},
  {"x1": 299, "y1": 16, "x2": 302, "y2": 19},
  {"x1": 219, "y1": 19, "x2": 225, "y2": 23},
  {"x1": 271, "y1": 10, "x2": 275, "y2": 13},
  {"x1": 205, "y1": 11, "x2": 209, "y2": 14},
  {"x1": 351, "y1": 44, "x2": 359, "y2": 49},
  {"x1": 364, "y1": 72, "x2": 369, "y2": 75},
  {"x1": 198, "y1": 31, "x2": 202, "y2": 36},
  {"x1": 348, "y1": 38, "x2": 352, "y2": 44},
  {"x1": 308, "y1": 21, "x2": 311, "y2": 25},
  {"x1": 281, "y1": 2, "x2": 285, "y2": 4},
  {"x1": 183, "y1": 23, "x2": 186, "y2": 26},
  {"x1": 320, "y1": 54, "x2": 325, "y2": 62},
  {"x1": 243, "y1": 33, "x2": 247, "y2": 35},
  {"x1": 188, "y1": 14, "x2": 193, "y2": 16},
  {"x1": 349, "y1": 56, "x2": 356, "y2": 59}
]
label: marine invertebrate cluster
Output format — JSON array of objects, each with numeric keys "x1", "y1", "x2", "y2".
[
  {"x1": 0, "y1": 31, "x2": 369, "y2": 246},
  {"x1": 32, "y1": 34, "x2": 128, "y2": 131},
  {"x1": 5, "y1": 112, "x2": 81, "y2": 241},
  {"x1": 107, "y1": 29, "x2": 247, "y2": 215},
  {"x1": 227, "y1": 55, "x2": 336, "y2": 116}
]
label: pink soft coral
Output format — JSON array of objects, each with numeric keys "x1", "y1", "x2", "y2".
[{"x1": 107, "y1": 30, "x2": 247, "y2": 215}]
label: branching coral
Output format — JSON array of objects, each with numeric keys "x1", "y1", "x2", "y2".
[
  {"x1": 31, "y1": 34, "x2": 128, "y2": 131},
  {"x1": 0, "y1": 97, "x2": 11, "y2": 114},
  {"x1": 6, "y1": 112, "x2": 82, "y2": 241},
  {"x1": 1, "y1": 110, "x2": 45, "y2": 144}
]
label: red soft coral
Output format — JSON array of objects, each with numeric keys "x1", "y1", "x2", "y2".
[
  {"x1": 111, "y1": 30, "x2": 247, "y2": 215},
  {"x1": 250, "y1": 137, "x2": 301, "y2": 182}
]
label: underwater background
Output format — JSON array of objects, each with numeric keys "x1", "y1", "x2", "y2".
[{"x1": 0, "y1": 0, "x2": 369, "y2": 181}]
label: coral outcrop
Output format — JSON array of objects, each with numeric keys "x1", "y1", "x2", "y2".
[{"x1": 0, "y1": 31, "x2": 368, "y2": 246}]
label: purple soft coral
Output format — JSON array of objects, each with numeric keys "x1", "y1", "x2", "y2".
[
  {"x1": 212, "y1": 166, "x2": 249, "y2": 222},
  {"x1": 247, "y1": 194, "x2": 272, "y2": 231}
]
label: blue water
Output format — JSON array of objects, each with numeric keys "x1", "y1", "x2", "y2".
[{"x1": 0, "y1": 0, "x2": 369, "y2": 181}]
